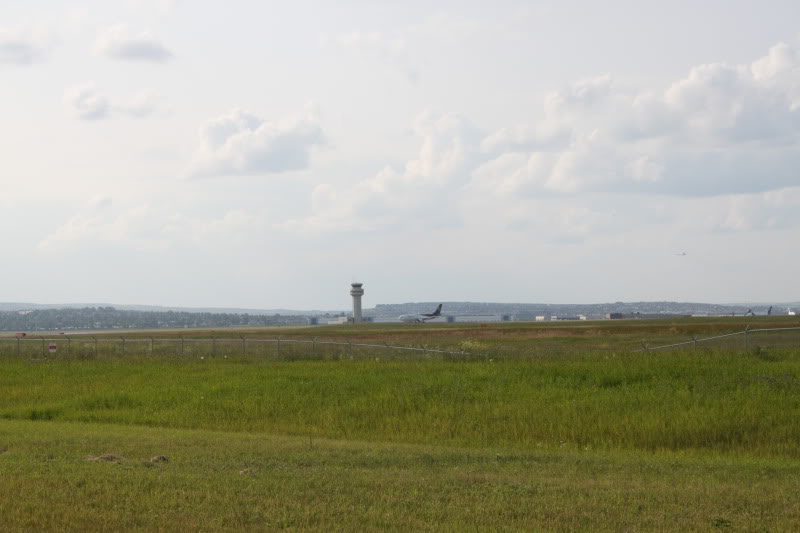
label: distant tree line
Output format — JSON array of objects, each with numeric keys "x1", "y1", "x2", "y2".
[{"x1": 0, "y1": 307, "x2": 309, "y2": 332}]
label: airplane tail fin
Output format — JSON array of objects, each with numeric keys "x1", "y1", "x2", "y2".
[{"x1": 432, "y1": 304, "x2": 442, "y2": 316}]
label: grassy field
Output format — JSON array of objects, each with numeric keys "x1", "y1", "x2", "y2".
[
  {"x1": 1, "y1": 318, "x2": 800, "y2": 530},
  {"x1": 3, "y1": 420, "x2": 800, "y2": 531},
  {"x1": 3, "y1": 314, "x2": 799, "y2": 358}
]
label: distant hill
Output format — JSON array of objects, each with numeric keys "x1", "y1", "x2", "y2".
[
  {"x1": 0, "y1": 306, "x2": 327, "y2": 332},
  {"x1": 370, "y1": 301, "x2": 796, "y2": 318},
  {"x1": 0, "y1": 302, "x2": 342, "y2": 316}
]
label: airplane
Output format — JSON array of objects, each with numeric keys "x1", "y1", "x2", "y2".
[
  {"x1": 399, "y1": 304, "x2": 443, "y2": 323},
  {"x1": 744, "y1": 306, "x2": 773, "y2": 317},
  {"x1": 675, "y1": 252, "x2": 687, "y2": 256}
]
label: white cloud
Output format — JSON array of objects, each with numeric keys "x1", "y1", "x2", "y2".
[
  {"x1": 186, "y1": 106, "x2": 325, "y2": 178},
  {"x1": 661, "y1": 61, "x2": 799, "y2": 144},
  {"x1": 117, "y1": 89, "x2": 166, "y2": 118},
  {"x1": 64, "y1": 84, "x2": 166, "y2": 120},
  {"x1": 280, "y1": 40, "x2": 800, "y2": 239},
  {"x1": 38, "y1": 204, "x2": 266, "y2": 253},
  {"x1": 0, "y1": 28, "x2": 52, "y2": 65},
  {"x1": 87, "y1": 195, "x2": 113, "y2": 210},
  {"x1": 479, "y1": 123, "x2": 569, "y2": 154},
  {"x1": 64, "y1": 84, "x2": 111, "y2": 120},
  {"x1": 281, "y1": 111, "x2": 479, "y2": 233},
  {"x1": 38, "y1": 205, "x2": 163, "y2": 252},
  {"x1": 626, "y1": 155, "x2": 664, "y2": 184},
  {"x1": 470, "y1": 41, "x2": 800, "y2": 198},
  {"x1": 336, "y1": 31, "x2": 418, "y2": 83},
  {"x1": 405, "y1": 111, "x2": 482, "y2": 182},
  {"x1": 696, "y1": 187, "x2": 800, "y2": 233},
  {"x1": 96, "y1": 24, "x2": 172, "y2": 62},
  {"x1": 152, "y1": 0, "x2": 183, "y2": 16},
  {"x1": 469, "y1": 152, "x2": 551, "y2": 196},
  {"x1": 509, "y1": 204, "x2": 615, "y2": 244}
]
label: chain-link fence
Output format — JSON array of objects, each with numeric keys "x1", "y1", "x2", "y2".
[
  {"x1": 0, "y1": 335, "x2": 476, "y2": 361},
  {"x1": 636, "y1": 326, "x2": 800, "y2": 352}
]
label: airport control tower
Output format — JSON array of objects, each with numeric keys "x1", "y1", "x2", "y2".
[{"x1": 350, "y1": 282, "x2": 364, "y2": 323}]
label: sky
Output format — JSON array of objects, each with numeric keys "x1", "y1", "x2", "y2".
[{"x1": 2, "y1": 0, "x2": 800, "y2": 310}]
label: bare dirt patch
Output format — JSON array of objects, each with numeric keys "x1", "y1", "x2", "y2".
[{"x1": 84, "y1": 454, "x2": 125, "y2": 463}]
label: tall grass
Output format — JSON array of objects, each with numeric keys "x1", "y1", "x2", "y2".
[{"x1": 2, "y1": 348, "x2": 799, "y2": 456}]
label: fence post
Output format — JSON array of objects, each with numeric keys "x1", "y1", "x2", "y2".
[
  {"x1": 312, "y1": 336, "x2": 317, "y2": 354},
  {"x1": 92, "y1": 336, "x2": 98, "y2": 357},
  {"x1": 40, "y1": 336, "x2": 45, "y2": 358},
  {"x1": 179, "y1": 336, "x2": 184, "y2": 356},
  {"x1": 346, "y1": 338, "x2": 352, "y2": 358},
  {"x1": 277, "y1": 336, "x2": 281, "y2": 356},
  {"x1": 120, "y1": 337, "x2": 125, "y2": 355},
  {"x1": 690, "y1": 335, "x2": 697, "y2": 349},
  {"x1": 65, "y1": 335, "x2": 71, "y2": 356},
  {"x1": 240, "y1": 335, "x2": 246, "y2": 356},
  {"x1": 212, "y1": 336, "x2": 216, "y2": 357},
  {"x1": 16, "y1": 337, "x2": 20, "y2": 356},
  {"x1": 150, "y1": 337, "x2": 154, "y2": 354},
  {"x1": 744, "y1": 325, "x2": 750, "y2": 351}
]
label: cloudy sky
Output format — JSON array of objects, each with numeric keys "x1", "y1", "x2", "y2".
[{"x1": 3, "y1": 0, "x2": 800, "y2": 310}]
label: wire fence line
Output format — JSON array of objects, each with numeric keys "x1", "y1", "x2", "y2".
[
  {"x1": 3, "y1": 325, "x2": 799, "y2": 360},
  {"x1": 0, "y1": 335, "x2": 474, "y2": 361},
  {"x1": 636, "y1": 326, "x2": 800, "y2": 352}
]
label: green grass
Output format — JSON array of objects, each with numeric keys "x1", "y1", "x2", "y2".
[
  {"x1": 2, "y1": 318, "x2": 800, "y2": 530},
  {"x1": 1, "y1": 350, "x2": 800, "y2": 456},
  {"x1": 2, "y1": 419, "x2": 800, "y2": 532}
]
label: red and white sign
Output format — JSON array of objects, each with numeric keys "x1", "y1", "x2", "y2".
[{"x1": 48, "y1": 344, "x2": 57, "y2": 353}]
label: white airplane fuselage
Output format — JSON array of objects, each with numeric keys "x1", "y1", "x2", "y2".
[
  {"x1": 398, "y1": 304, "x2": 443, "y2": 323},
  {"x1": 399, "y1": 314, "x2": 437, "y2": 323}
]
